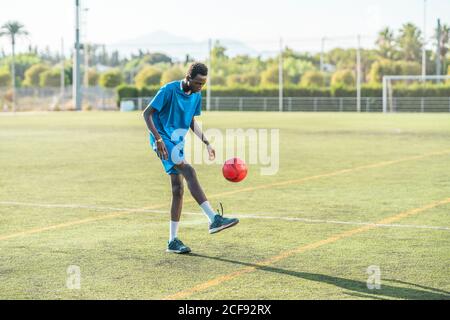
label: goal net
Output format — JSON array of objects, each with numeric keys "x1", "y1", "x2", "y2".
[{"x1": 382, "y1": 75, "x2": 450, "y2": 113}]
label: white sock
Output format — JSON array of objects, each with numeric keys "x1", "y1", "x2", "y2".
[
  {"x1": 200, "y1": 201, "x2": 217, "y2": 224},
  {"x1": 170, "y1": 221, "x2": 179, "y2": 242}
]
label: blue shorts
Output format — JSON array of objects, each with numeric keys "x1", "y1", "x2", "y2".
[{"x1": 149, "y1": 134, "x2": 185, "y2": 175}]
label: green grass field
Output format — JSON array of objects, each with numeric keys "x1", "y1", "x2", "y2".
[{"x1": 0, "y1": 111, "x2": 449, "y2": 300}]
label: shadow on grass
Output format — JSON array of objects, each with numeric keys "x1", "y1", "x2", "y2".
[{"x1": 187, "y1": 253, "x2": 450, "y2": 300}]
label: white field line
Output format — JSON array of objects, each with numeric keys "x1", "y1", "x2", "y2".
[{"x1": 1, "y1": 201, "x2": 449, "y2": 232}]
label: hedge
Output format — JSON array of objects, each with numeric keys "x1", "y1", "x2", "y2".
[
  {"x1": 117, "y1": 84, "x2": 450, "y2": 102},
  {"x1": 117, "y1": 85, "x2": 139, "y2": 106}
]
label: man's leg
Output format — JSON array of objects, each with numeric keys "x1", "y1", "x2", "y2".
[
  {"x1": 174, "y1": 163, "x2": 206, "y2": 204},
  {"x1": 174, "y1": 162, "x2": 239, "y2": 234},
  {"x1": 174, "y1": 163, "x2": 215, "y2": 223},
  {"x1": 170, "y1": 174, "x2": 184, "y2": 222},
  {"x1": 167, "y1": 174, "x2": 191, "y2": 254}
]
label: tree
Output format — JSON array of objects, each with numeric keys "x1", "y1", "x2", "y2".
[
  {"x1": 134, "y1": 65, "x2": 162, "y2": 88},
  {"x1": 376, "y1": 27, "x2": 397, "y2": 59},
  {"x1": 397, "y1": 23, "x2": 422, "y2": 62},
  {"x1": 436, "y1": 23, "x2": 450, "y2": 75},
  {"x1": 368, "y1": 59, "x2": 421, "y2": 83},
  {"x1": 327, "y1": 48, "x2": 356, "y2": 70},
  {"x1": 226, "y1": 73, "x2": 260, "y2": 87},
  {"x1": 0, "y1": 53, "x2": 41, "y2": 82},
  {"x1": 87, "y1": 69, "x2": 99, "y2": 86},
  {"x1": 23, "y1": 64, "x2": 49, "y2": 87},
  {"x1": 160, "y1": 66, "x2": 185, "y2": 85},
  {"x1": 0, "y1": 68, "x2": 11, "y2": 87},
  {"x1": 284, "y1": 57, "x2": 316, "y2": 84},
  {"x1": 331, "y1": 70, "x2": 355, "y2": 87},
  {"x1": 39, "y1": 68, "x2": 69, "y2": 87},
  {"x1": 99, "y1": 69, "x2": 124, "y2": 88},
  {"x1": 142, "y1": 52, "x2": 172, "y2": 65},
  {"x1": 211, "y1": 41, "x2": 228, "y2": 60},
  {"x1": 0, "y1": 21, "x2": 29, "y2": 111},
  {"x1": 300, "y1": 71, "x2": 326, "y2": 87},
  {"x1": 260, "y1": 65, "x2": 279, "y2": 86}
]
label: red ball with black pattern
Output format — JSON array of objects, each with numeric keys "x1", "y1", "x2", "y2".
[{"x1": 223, "y1": 158, "x2": 248, "y2": 183}]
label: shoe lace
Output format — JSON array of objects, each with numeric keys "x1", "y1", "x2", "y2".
[{"x1": 216, "y1": 202, "x2": 224, "y2": 217}]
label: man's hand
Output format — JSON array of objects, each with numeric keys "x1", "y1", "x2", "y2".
[
  {"x1": 207, "y1": 144, "x2": 216, "y2": 161},
  {"x1": 157, "y1": 140, "x2": 169, "y2": 160}
]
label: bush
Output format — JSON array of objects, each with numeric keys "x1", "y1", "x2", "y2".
[
  {"x1": 447, "y1": 66, "x2": 450, "y2": 84},
  {"x1": 331, "y1": 70, "x2": 355, "y2": 87},
  {"x1": 227, "y1": 73, "x2": 260, "y2": 87},
  {"x1": 39, "y1": 69, "x2": 69, "y2": 87},
  {"x1": 88, "y1": 69, "x2": 99, "y2": 86},
  {"x1": 204, "y1": 86, "x2": 331, "y2": 98},
  {"x1": 1, "y1": 53, "x2": 41, "y2": 81},
  {"x1": 260, "y1": 65, "x2": 279, "y2": 86},
  {"x1": 140, "y1": 86, "x2": 159, "y2": 97},
  {"x1": 116, "y1": 83, "x2": 450, "y2": 101},
  {"x1": 23, "y1": 64, "x2": 50, "y2": 87},
  {"x1": 117, "y1": 84, "x2": 139, "y2": 106},
  {"x1": 135, "y1": 66, "x2": 162, "y2": 88},
  {"x1": 300, "y1": 71, "x2": 326, "y2": 87},
  {"x1": 392, "y1": 83, "x2": 450, "y2": 97},
  {"x1": 99, "y1": 69, "x2": 123, "y2": 88},
  {"x1": 116, "y1": 85, "x2": 163, "y2": 106},
  {"x1": 0, "y1": 69, "x2": 11, "y2": 87},
  {"x1": 332, "y1": 84, "x2": 383, "y2": 97},
  {"x1": 210, "y1": 74, "x2": 226, "y2": 86},
  {"x1": 368, "y1": 59, "x2": 421, "y2": 83},
  {"x1": 160, "y1": 66, "x2": 185, "y2": 85}
]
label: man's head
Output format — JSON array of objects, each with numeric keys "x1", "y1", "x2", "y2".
[{"x1": 186, "y1": 62, "x2": 208, "y2": 93}]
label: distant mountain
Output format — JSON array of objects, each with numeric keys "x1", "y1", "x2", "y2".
[{"x1": 107, "y1": 30, "x2": 259, "y2": 61}]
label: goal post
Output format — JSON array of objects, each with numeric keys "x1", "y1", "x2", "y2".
[{"x1": 382, "y1": 75, "x2": 450, "y2": 113}]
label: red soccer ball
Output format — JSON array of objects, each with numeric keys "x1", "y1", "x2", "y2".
[{"x1": 223, "y1": 158, "x2": 248, "y2": 183}]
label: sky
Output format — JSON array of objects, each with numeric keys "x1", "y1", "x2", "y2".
[{"x1": 0, "y1": 0, "x2": 449, "y2": 57}]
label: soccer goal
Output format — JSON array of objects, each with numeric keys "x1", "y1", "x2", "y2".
[{"x1": 382, "y1": 75, "x2": 450, "y2": 113}]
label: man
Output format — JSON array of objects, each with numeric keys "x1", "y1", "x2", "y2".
[{"x1": 143, "y1": 62, "x2": 239, "y2": 254}]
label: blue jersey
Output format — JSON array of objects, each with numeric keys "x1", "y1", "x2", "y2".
[{"x1": 149, "y1": 80, "x2": 202, "y2": 144}]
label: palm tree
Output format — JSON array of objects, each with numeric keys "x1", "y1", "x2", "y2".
[
  {"x1": 376, "y1": 27, "x2": 396, "y2": 60},
  {"x1": 436, "y1": 23, "x2": 450, "y2": 75},
  {"x1": 397, "y1": 23, "x2": 422, "y2": 62},
  {"x1": 0, "y1": 21, "x2": 28, "y2": 112}
]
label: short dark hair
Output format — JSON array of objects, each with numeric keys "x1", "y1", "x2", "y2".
[{"x1": 187, "y1": 62, "x2": 208, "y2": 79}]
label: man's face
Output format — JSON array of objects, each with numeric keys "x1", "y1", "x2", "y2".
[{"x1": 188, "y1": 75, "x2": 207, "y2": 93}]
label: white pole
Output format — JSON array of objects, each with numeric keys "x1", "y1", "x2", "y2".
[
  {"x1": 60, "y1": 38, "x2": 65, "y2": 108},
  {"x1": 84, "y1": 43, "x2": 89, "y2": 88},
  {"x1": 436, "y1": 19, "x2": 442, "y2": 77},
  {"x1": 11, "y1": 36, "x2": 16, "y2": 112},
  {"x1": 207, "y1": 38, "x2": 212, "y2": 112},
  {"x1": 422, "y1": 0, "x2": 427, "y2": 78},
  {"x1": 83, "y1": 7, "x2": 89, "y2": 89},
  {"x1": 320, "y1": 37, "x2": 325, "y2": 72},
  {"x1": 279, "y1": 37, "x2": 283, "y2": 112},
  {"x1": 73, "y1": 0, "x2": 82, "y2": 111},
  {"x1": 357, "y1": 35, "x2": 362, "y2": 113},
  {"x1": 382, "y1": 76, "x2": 387, "y2": 114}
]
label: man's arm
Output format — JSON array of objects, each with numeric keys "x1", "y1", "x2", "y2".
[
  {"x1": 190, "y1": 118, "x2": 215, "y2": 160},
  {"x1": 142, "y1": 105, "x2": 168, "y2": 160},
  {"x1": 190, "y1": 118, "x2": 210, "y2": 146}
]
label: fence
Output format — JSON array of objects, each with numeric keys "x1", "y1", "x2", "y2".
[
  {"x1": 122, "y1": 96, "x2": 450, "y2": 113},
  {"x1": 2, "y1": 90, "x2": 449, "y2": 112},
  {"x1": 0, "y1": 86, "x2": 117, "y2": 112}
]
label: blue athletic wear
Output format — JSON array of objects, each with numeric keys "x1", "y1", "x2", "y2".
[{"x1": 148, "y1": 81, "x2": 202, "y2": 175}]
